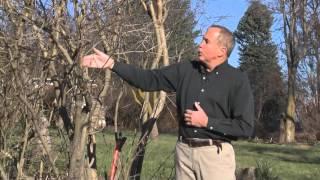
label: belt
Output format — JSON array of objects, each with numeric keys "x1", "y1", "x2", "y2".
[{"x1": 179, "y1": 137, "x2": 227, "y2": 153}]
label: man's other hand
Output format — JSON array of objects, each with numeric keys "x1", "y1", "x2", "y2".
[
  {"x1": 81, "y1": 48, "x2": 115, "y2": 69},
  {"x1": 184, "y1": 102, "x2": 208, "y2": 128}
]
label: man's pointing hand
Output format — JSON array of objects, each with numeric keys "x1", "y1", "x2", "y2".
[{"x1": 81, "y1": 48, "x2": 115, "y2": 69}]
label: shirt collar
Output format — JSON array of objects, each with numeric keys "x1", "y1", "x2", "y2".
[
  {"x1": 214, "y1": 60, "x2": 228, "y2": 72},
  {"x1": 199, "y1": 60, "x2": 229, "y2": 74}
]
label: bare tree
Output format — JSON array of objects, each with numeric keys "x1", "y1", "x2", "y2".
[
  {"x1": 0, "y1": 0, "x2": 121, "y2": 179},
  {"x1": 276, "y1": 0, "x2": 311, "y2": 143},
  {"x1": 1, "y1": 0, "x2": 197, "y2": 179},
  {"x1": 293, "y1": 0, "x2": 320, "y2": 141}
]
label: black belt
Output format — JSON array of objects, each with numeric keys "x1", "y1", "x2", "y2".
[{"x1": 179, "y1": 137, "x2": 227, "y2": 153}]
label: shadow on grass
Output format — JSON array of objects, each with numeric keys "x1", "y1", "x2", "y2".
[{"x1": 235, "y1": 143, "x2": 320, "y2": 165}]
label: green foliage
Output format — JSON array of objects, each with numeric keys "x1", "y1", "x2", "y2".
[{"x1": 235, "y1": 1, "x2": 285, "y2": 138}]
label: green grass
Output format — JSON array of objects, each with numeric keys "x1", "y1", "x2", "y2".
[
  {"x1": 95, "y1": 132, "x2": 320, "y2": 180},
  {"x1": 95, "y1": 132, "x2": 176, "y2": 179},
  {"x1": 234, "y1": 141, "x2": 320, "y2": 180}
]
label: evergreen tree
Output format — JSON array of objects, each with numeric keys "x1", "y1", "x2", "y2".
[
  {"x1": 166, "y1": 0, "x2": 199, "y2": 62},
  {"x1": 235, "y1": 0, "x2": 285, "y2": 138}
]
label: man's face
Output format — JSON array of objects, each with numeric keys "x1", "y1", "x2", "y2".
[{"x1": 198, "y1": 28, "x2": 226, "y2": 64}]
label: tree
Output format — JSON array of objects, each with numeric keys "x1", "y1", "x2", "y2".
[
  {"x1": 235, "y1": 0, "x2": 285, "y2": 138},
  {"x1": 166, "y1": 0, "x2": 199, "y2": 62},
  {"x1": 277, "y1": 0, "x2": 310, "y2": 143},
  {"x1": 288, "y1": 0, "x2": 320, "y2": 141}
]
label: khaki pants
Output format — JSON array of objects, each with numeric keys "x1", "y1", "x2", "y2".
[{"x1": 175, "y1": 141, "x2": 236, "y2": 180}]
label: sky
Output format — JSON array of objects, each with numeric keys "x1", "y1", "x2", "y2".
[{"x1": 191, "y1": 0, "x2": 250, "y2": 67}]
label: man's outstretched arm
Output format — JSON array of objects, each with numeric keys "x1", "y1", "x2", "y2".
[{"x1": 81, "y1": 48, "x2": 179, "y2": 92}]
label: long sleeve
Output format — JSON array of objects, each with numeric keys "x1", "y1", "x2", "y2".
[
  {"x1": 206, "y1": 73, "x2": 254, "y2": 138},
  {"x1": 112, "y1": 62, "x2": 180, "y2": 92}
]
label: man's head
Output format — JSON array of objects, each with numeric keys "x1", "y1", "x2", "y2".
[{"x1": 198, "y1": 25, "x2": 235, "y2": 67}]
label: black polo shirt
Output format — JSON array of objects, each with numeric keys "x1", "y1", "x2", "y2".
[{"x1": 112, "y1": 60, "x2": 254, "y2": 141}]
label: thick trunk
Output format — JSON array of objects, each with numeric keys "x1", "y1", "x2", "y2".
[
  {"x1": 284, "y1": 68, "x2": 296, "y2": 143},
  {"x1": 279, "y1": 117, "x2": 286, "y2": 143},
  {"x1": 285, "y1": 94, "x2": 296, "y2": 143},
  {"x1": 69, "y1": 97, "x2": 89, "y2": 179},
  {"x1": 279, "y1": 0, "x2": 302, "y2": 144}
]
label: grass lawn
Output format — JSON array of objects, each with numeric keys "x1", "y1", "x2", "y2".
[
  {"x1": 234, "y1": 141, "x2": 320, "y2": 180},
  {"x1": 95, "y1": 132, "x2": 320, "y2": 180}
]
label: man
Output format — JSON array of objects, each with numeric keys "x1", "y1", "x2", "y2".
[{"x1": 81, "y1": 25, "x2": 254, "y2": 180}]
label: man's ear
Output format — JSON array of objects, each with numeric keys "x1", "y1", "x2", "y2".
[{"x1": 219, "y1": 47, "x2": 227, "y2": 57}]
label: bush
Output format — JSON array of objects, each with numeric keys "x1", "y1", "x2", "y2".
[{"x1": 255, "y1": 159, "x2": 280, "y2": 180}]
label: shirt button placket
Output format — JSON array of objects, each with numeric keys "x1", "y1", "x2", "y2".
[{"x1": 199, "y1": 75, "x2": 206, "y2": 103}]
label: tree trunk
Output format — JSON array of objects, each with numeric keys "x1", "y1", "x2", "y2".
[
  {"x1": 148, "y1": 0, "x2": 170, "y2": 138},
  {"x1": 279, "y1": 116, "x2": 286, "y2": 143},
  {"x1": 69, "y1": 96, "x2": 89, "y2": 179},
  {"x1": 285, "y1": 93, "x2": 296, "y2": 143},
  {"x1": 150, "y1": 91, "x2": 166, "y2": 138},
  {"x1": 128, "y1": 1, "x2": 169, "y2": 178},
  {"x1": 282, "y1": 66, "x2": 296, "y2": 143},
  {"x1": 279, "y1": 0, "x2": 304, "y2": 143},
  {"x1": 317, "y1": 60, "x2": 320, "y2": 111}
]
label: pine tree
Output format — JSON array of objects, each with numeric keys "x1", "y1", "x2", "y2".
[
  {"x1": 166, "y1": 0, "x2": 199, "y2": 62},
  {"x1": 235, "y1": 0, "x2": 285, "y2": 138}
]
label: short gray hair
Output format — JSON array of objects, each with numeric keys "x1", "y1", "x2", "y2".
[{"x1": 209, "y1": 25, "x2": 235, "y2": 57}]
